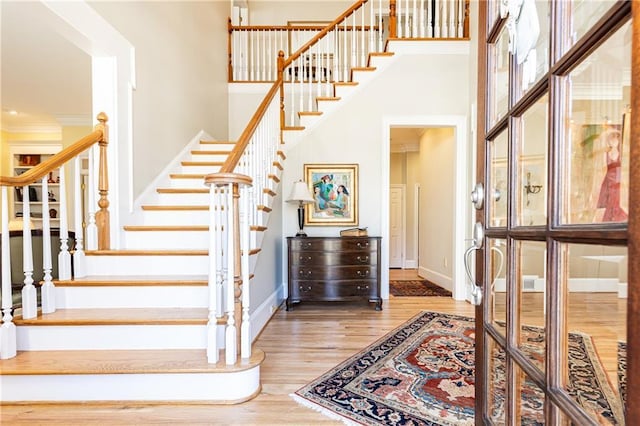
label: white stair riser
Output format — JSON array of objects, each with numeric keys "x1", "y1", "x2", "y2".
[
  {"x1": 124, "y1": 231, "x2": 210, "y2": 249},
  {"x1": 180, "y1": 165, "x2": 223, "y2": 174},
  {"x1": 56, "y1": 286, "x2": 208, "y2": 309},
  {"x1": 138, "y1": 210, "x2": 211, "y2": 225},
  {"x1": 196, "y1": 143, "x2": 236, "y2": 151},
  {"x1": 298, "y1": 114, "x2": 321, "y2": 129},
  {"x1": 85, "y1": 255, "x2": 210, "y2": 275},
  {"x1": 17, "y1": 324, "x2": 214, "y2": 350},
  {"x1": 352, "y1": 70, "x2": 376, "y2": 85},
  {"x1": 186, "y1": 154, "x2": 229, "y2": 163},
  {"x1": 0, "y1": 368, "x2": 260, "y2": 402},
  {"x1": 169, "y1": 178, "x2": 209, "y2": 189},
  {"x1": 334, "y1": 84, "x2": 357, "y2": 98},
  {"x1": 155, "y1": 193, "x2": 210, "y2": 204}
]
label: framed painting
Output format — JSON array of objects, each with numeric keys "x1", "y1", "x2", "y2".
[{"x1": 304, "y1": 163, "x2": 358, "y2": 226}]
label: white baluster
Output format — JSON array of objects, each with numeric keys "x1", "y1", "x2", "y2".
[
  {"x1": 413, "y1": 0, "x2": 418, "y2": 37},
  {"x1": 240, "y1": 185, "x2": 251, "y2": 359},
  {"x1": 261, "y1": 29, "x2": 266, "y2": 81},
  {"x1": 73, "y1": 157, "x2": 86, "y2": 278},
  {"x1": 351, "y1": 14, "x2": 356, "y2": 69},
  {"x1": 427, "y1": 0, "x2": 433, "y2": 38},
  {"x1": 1, "y1": 186, "x2": 17, "y2": 359},
  {"x1": 207, "y1": 184, "x2": 219, "y2": 363},
  {"x1": 58, "y1": 165, "x2": 71, "y2": 280},
  {"x1": 21, "y1": 189, "x2": 37, "y2": 320},
  {"x1": 215, "y1": 188, "x2": 224, "y2": 318},
  {"x1": 86, "y1": 146, "x2": 98, "y2": 250},
  {"x1": 405, "y1": 0, "x2": 410, "y2": 37},
  {"x1": 457, "y1": 0, "x2": 464, "y2": 38},
  {"x1": 361, "y1": 7, "x2": 365, "y2": 66},
  {"x1": 40, "y1": 176, "x2": 55, "y2": 314},
  {"x1": 419, "y1": 0, "x2": 425, "y2": 37},
  {"x1": 449, "y1": 0, "x2": 455, "y2": 38},
  {"x1": 378, "y1": 0, "x2": 383, "y2": 51},
  {"x1": 225, "y1": 184, "x2": 237, "y2": 365},
  {"x1": 434, "y1": 0, "x2": 441, "y2": 38},
  {"x1": 342, "y1": 21, "x2": 348, "y2": 81}
]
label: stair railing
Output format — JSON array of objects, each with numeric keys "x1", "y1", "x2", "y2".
[
  {"x1": 228, "y1": 0, "x2": 470, "y2": 83},
  {"x1": 0, "y1": 113, "x2": 109, "y2": 360}
]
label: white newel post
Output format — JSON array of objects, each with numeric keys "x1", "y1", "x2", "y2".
[
  {"x1": 240, "y1": 186, "x2": 251, "y2": 359},
  {"x1": 40, "y1": 176, "x2": 56, "y2": 314},
  {"x1": 21, "y1": 188, "x2": 37, "y2": 320},
  {"x1": 0, "y1": 186, "x2": 17, "y2": 359},
  {"x1": 207, "y1": 185, "x2": 220, "y2": 364},
  {"x1": 224, "y1": 184, "x2": 237, "y2": 365},
  {"x1": 73, "y1": 156, "x2": 87, "y2": 278},
  {"x1": 57, "y1": 165, "x2": 72, "y2": 280}
]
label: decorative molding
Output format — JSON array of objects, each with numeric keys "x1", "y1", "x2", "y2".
[{"x1": 2, "y1": 123, "x2": 62, "y2": 134}]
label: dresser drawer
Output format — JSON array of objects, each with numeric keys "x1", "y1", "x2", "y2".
[
  {"x1": 291, "y1": 280, "x2": 378, "y2": 301},
  {"x1": 290, "y1": 251, "x2": 377, "y2": 266},
  {"x1": 290, "y1": 237, "x2": 378, "y2": 252},
  {"x1": 292, "y1": 265, "x2": 376, "y2": 280}
]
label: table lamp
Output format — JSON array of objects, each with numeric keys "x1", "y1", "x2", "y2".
[{"x1": 286, "y1": 180, "x2": 315, "y2": 237}]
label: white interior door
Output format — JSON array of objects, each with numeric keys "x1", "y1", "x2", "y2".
[{"x1": 389, "y1": 185, "x2": 405, "y2": 268}]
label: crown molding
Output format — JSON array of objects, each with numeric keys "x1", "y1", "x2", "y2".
[
  {"x1": 1, "y1": 123, "x2": 62, "y2": 134},
  {"x1": 54, "y1": 114, "x2": 93, "y2": 126}
]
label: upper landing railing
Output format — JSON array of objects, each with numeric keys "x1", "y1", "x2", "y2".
[{"x1": 228, "y1": 0, "x2": 470, "y2": 83}]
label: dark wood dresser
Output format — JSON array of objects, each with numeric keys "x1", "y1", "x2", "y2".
[{"x1": 286, "y1": 236, "x2": 382, "y2": 311}]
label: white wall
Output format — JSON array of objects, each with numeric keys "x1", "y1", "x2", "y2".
[
  {"x1": 247, "y1": 1, "x2": 351, "y2": 25},
  {"x1": 88, "y1": 1, "x2": 230, "y2": 199},
  {"x1": 418, "y1": 128, "x2": 455, "y2": 288}
]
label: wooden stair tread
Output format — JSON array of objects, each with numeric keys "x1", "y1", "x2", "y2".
[
  {"x1": 0, "y1": 348, "x2": 265, "y2": 375},
  {"x1": 181, "y1": 161, "x2": 224, "y2": 166},
  {"x1": 298, "y1": 111, "x2": 322, "y2": 116},
  {"x1": 169, "y1": 173, "x2": 207, "y2": 179},
  {"x1": 334, "y1": 81, "x2": 358, "y2": 86},
  {"x1": 199, "y1": 139, "x2": 235, "y2": 144},
  {"x1": 55, "y1": 275, "x2": 208, "y2": 286},
  {"x1": 191, "y1": 150, "x2": 231, "y2": 155},
  {"x1": 157, "y1": 188, "x2": 208, "y2": 194},
  {"x1": 283, "y1": 126, "x2": 305, "y2": 131},
  {"x1": 14, "y1": 308, "x2": 211, "y2": 326},
  {"x1": 317, "y1": 96, "x2": 341, "y2": 101},
  {"x1": 352, "y1": 66, "x2": 376, "y2": 71},
  {"x1": 85, "y1": 249, "x2": 209, "y2": 256},
  {"x1": 123, "y1": 225, "x2": 209, "y2": 231}
]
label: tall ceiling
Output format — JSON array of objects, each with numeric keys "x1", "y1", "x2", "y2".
[{"x1": 1, "y1": 1, "x2": 92, "y2": 132}]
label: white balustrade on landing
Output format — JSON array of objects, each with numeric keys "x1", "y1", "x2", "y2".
[
  {"x1": 240, "y1": 185, "x2": 251, "y2": 359},
  {"x1": 20, "y1": 189, "x2": 37, "y2": 320},
  {"x1": 223, "y1": 185, "x2": 237, "y2": 365},
  {"x1": 73, "y1": 156, "x2": 87, "y2": 278},
  {"x1": 57, "y1": 165, "x2": 72, "y2": 281}
]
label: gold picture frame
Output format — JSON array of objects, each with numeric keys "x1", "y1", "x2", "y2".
[{"x1": 304, "y1": 163, "x2": 358, "y2": 226}]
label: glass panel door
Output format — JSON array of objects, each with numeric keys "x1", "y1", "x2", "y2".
[{"x1": 477, "y1": 1, "x2": 636, "y2": 423}]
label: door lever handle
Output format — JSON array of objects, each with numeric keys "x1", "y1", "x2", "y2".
[{"x1": 463, "y1": 222, "x2": 484, "y2": 306}]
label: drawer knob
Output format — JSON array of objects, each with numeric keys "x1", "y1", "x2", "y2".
[
  {"x1": 299, "y1": 285, "x2": 312, "y2": 291},
  {"x1": 356, "y1": 270, "x2": 370, "y2": 276},
  {"x1": 299, "y1": 255, "x2": 312, "y2": 261},
  {"x1": 356, "y1": 285, "x2": 370, "y2": 290},
  {"x1": 299, "y1": 270, "x2": 312, "y2": 276},
  {"x1": 357, "y1": 255, "x2": 369, "y2": 262},
  {"x1": 356, "y1": 242, "x2": 369, "y2": 248}
]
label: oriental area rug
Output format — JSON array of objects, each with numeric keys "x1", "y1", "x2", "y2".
[
  {"x1": 291, "y1": 311, "x2": 624, "y2": 425},
  {"x1": 389, "y1": 280, "x2": 452, "y2": 297}
]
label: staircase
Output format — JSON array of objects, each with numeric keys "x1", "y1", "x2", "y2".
[{"x1": 0, "y1": 139, "x2": 279, "y2": 403}]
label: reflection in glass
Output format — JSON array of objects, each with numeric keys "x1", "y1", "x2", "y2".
[
  {"x1": 563, "y1": 21, "x2": 631, "y2": 225},
  {"x1": 489, "y1": 238, "x2": 507, "y2": 334},
  {"x1": 515, "y1": 364, "x2": 546, "y2": 424},
  {"x1": 562, "y1": 243, "x2": 627, "y2": 423},
  {"x1": 489, "y1": 28, "x2": 510, "y2": 126},
  {"x1": 569, "y1": 0, "x2": 617, "y2": 48},
  {"x1": 489, "y1": 131, "x2": 508, "y2": 227},
  {"x1": 517, "y1": 95, "x2": 548, "y2": 226},
  {"x1": 486, "y1": 337, "x2": 506, "y2": 424},
  {"x1": 516, "y1": 0, "x2": 550, "y2": 97},
  {"x1": 517, "y1": 241, "x2": 546, "y2": 371}
]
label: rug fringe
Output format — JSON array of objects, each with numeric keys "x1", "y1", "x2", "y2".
[{"x1": 289, "y1": 394, "x2": 361, "y2": 426}]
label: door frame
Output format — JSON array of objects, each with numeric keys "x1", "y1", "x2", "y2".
[{"x1": 381, "y1": 115, "x2": 469, "y2": 301}]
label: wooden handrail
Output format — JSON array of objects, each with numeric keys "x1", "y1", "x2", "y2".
[
  {"x1": 230, "y1": 24, "x2": 378, "y2": 32},
  {"x1": 0, "y1": 113, "x2": 108, "y2": 187},
  {"x1": 283, "y1": 0, "x2": 367, "y2": 68},
  {"x1": 219, "y1": 0, "x2": 370, "y2": 175}
]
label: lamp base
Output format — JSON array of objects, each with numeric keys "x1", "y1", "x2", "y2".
[{"x1": 296, "y1": 230, "x2": 308, "y2": 237}]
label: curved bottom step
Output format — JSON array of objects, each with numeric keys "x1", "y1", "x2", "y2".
[{"x1": 0, "y1": 348, "x2": 265, "y2": 404}]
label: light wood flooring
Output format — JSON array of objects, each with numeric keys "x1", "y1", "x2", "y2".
[{"x1": 1, "y1": 269, "x2": 626, "y2": 425}]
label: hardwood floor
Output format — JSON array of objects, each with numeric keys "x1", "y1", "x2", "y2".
[{"x1": 1, "y1": 268, "x2": 625, "y2": 425}]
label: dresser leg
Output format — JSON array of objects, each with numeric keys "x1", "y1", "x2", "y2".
[
  {"x1": 286, "y1": 299, "x2": 293, "y2": 311},
  {"x1": 375, "y1": 300, "x2": 382, "y2": 311}
]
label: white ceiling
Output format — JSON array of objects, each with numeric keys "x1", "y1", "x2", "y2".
[{"x1": 1, "y1": 1, "x2": 92, "y2": 132}]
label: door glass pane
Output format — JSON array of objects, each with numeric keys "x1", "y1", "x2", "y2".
[
  {"x1": 515, "y1": 0, "x2": 550, "y2": 98},
  {"x1": 486, "y1": 336, "x2": 507, "y2": 424},
  {"x1": 569, "y1": 0, "x2": 618, "y2": 48},
  {"x1": 487, "y1": 0, "x2": 501, "y2": 34},
  {"x1": 517, "y1": 240, "x2": 546, "y2": 373},
  {"x1": 489, "y1": 28, "x2": 510, "y2": 126},
  {"x1": 488, "y1": 238, "x2": 507, "y2": 334},
  {"x1": 562, "y1": 243, "x2": 627, "y2": 424},
  {"x1": 517, "y1": 95, "x2": 548, "y2": 226},
  {"x1": 562, "y1": 21, "x2": 631, "y2": 225},
  {"x1": 488, "y1": 131, "x2": 508, "y2": 227},
  {"x1": 515, "y1": 364, "x2": 546, "y2": 424}
]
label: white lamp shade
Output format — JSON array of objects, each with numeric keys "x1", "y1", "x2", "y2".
[{"x1": 286, "y1": 181, "x2": 314, "y2": 204}]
